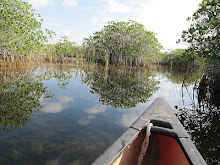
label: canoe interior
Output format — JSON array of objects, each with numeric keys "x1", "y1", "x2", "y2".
[
  {"x1": 91, "y1": 97, "x2": 206, "y2": 165},
  {"x1": 113, "y1": 133, "x2": 189, "y2": 165}
]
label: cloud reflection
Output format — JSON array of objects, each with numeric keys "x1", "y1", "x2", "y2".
[
  {"x1": 78, "y1": 115, "x2": 95, "y2": 126},
  {"x1": 42, "y1": 102, "x2": 64, "y2": 113},
  {"x1": 79, "y1": 104, "x2": 107, "y2": 126},
  {"x1": 58, "y1": 96, "x2": 73, "y2": 104},
  {"x1": 85, "y1": 105, "x2": 107, "y2": 114},
  {"x1": 40, "y1": 96, "x2": 73, "y2": 113},
  {"x1": 119, "y1": 103, "x2": 152, "y2": 127}
]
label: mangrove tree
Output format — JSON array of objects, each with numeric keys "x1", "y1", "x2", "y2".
[{"x1": 83, "y1": 20, "x2": 162, "y2": 66}]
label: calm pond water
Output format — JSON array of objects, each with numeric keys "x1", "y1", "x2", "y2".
[{"x1": 0, "y1": 64, "x2": 219, "y2": 165}]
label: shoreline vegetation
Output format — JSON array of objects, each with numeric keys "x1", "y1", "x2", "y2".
[
  {"x1": 0, "y1": 1, "x2": 219, "y2": 163},
  {"x1": 0, "y1": 0, "x2": 219, "y2": 68}
]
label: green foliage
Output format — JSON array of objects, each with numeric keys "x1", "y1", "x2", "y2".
[
  {"x1": 82, "y1": 67, "x2": 159, "y2": 108},
  {"x1": 54, "y1": 36, "x2": 82, "y2": 58},
  {"x1": 180, "y1": 0, "x2": 220, "y2": 61},
  {"x1": 0, "y1": 76, "x2": 46, "y2": 131},
  {"x1": 197, "y1": 63, "x2": 220, "y2": 109},
  {"x1": 36, "y1": 64, "x2": 74, "y2": 88},
  {"x1": 44, "y1": 36, "x2": 82, "y2": 63},
  {"x1": 0, "y1": 0, "x2": 53, "y2": 61},
  {"x1": 161, "y1": 49, "x2": 195, "y2": 66},
  {"x1": 161, "y1": 66, "x2": 203, "y2": 84},
  {"x1": 83, "y1": 20, "x2": 162, "y2": 66},
  {"x1": 177, "y1": 105, "x2": 219, "y2": 164},
  {"x1": 177, "y1": 65, "x2": 220, "y2": 164}
]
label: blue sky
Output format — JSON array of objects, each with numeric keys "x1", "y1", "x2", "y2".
[{"x1": 27, "y1": 0, "x2": 202, "y2": 50}]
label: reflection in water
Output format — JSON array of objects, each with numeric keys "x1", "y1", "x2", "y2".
[
  {"x1": 0, "y1": 65, "x2": 128, "y2": 165},
  {"x1": 36, "y1": 64, "x2": 74, "y2": 89},
  {"x1": 78, "y1": 115, "x2": 95, "y2": 126},
  {"x1": 159, "y1": 66, "x2": 202, "y2": 85},
  {"x1": 177, "y1": 107, "x2": 219, "y2": 165},
  {"x1": 40, "y1": 96, "x2": 73, "y2": 113},
  {"x1": 82, "y1": 67, "x2": 159, "y2": 108},
  {"x1": 197, "y1": 64, "x2": 220, "y2": 110},
  {"x1": 85, "y1": 105, "x2": 107, "y2": 115},
  {"x1": 0, "y1": 64, "x2": 219, "y2": 164},
  {"x1": 0, "y1": 71, "x2": 50, "y2": 131},
  {"x1": 177, "y1": 65, "x2": 220, "y2": 165}
]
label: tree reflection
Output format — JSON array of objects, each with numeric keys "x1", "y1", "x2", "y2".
[
  {"x1": 0, "y1": 70, "x2": 50, "y2": 131},
  {"x1": 177, "y1": 64, "x2": 220, "y2": 165},
  {"x1": 197, "y1": 64, "x2": 220, "y2": 110},
  {"x1": 159, "y1": 66, "x2": 202, "y2": 85},
  {"x1": 36, "y1": 64, "x2": 74, "y2": 89},
  {"x1": 82, "y1": 67, "x2": 159, "y2": 109}
]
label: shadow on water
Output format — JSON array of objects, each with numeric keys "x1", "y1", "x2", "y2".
[{"x1": 177, "y1": 64, "x2": 220, "y2": 165}]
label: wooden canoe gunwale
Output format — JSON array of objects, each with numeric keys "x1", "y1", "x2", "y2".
[{"x1": 91, "y1": 97, "x2": 207, "y2": 165}]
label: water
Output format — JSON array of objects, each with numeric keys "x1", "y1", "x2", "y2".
[{"x1": 0, "y1": 64, "x2": 219, "y2": 165}]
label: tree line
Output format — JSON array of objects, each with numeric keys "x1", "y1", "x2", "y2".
[
  {"x1": 0, "y1": 0, "x2": 82, "y2": 65},
  {"x1": 44, "y1": 36, "x2": 82, "y2": 63},
  {"x1": 0, "y1": 0, "x2": 219, "y2": 66},
  {"x1": 0, "y1": 0, "x2": 50, "y2": 63}
]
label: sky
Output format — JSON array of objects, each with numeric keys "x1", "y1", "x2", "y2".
[{"x1": 27, "y1": 0, "x2": 202, "y2": 50}]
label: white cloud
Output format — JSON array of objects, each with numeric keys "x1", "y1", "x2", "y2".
[
  {"x1": 41, "y1": 102, "x2": 64, "y2": 113},
  {"x1": 48, "y1": 29, "x2": 88, "y2": 45},
  {"x1": 40, "y1": 96, "x2": 73, "y2": 113},
  {"x1": 78, "y1": 115, "x2": 95, "y2": 126},
  {"x1": 85, "y1": 105, "x2": 107, "y2": 114},
  {"x1": 104, "y1": 0, "x2": 131, "y2": 13},
  {"x1": 109, "y1": 0, "x2": 130, "y2": 13},
  {"x1": 62, "y1": 0, "x2": 78, "y2": 7},
  {"x1": 90, "y1": 17, "x2": 114, "y2": 26},
  {"x1": 90, "y1": 0, "x2": 201, "y2": 50},
  {"x1": 48, "y1": 30, "x2": 74, "y2": 44},
  {"x1": 42, "y1": 17, "x2": 62, "y2": 28},
  {"x1": 62, "y1": 30, "x2": 73, "y2": 39},
  {"x1": 58, "y1": 96, "x2": 73, "y2": 104},
  {"x1": 37, "y1": 0, "x2": 202, "y2": 50},
  {"x1": 119, "y1": 101, "x2": 153, "y2": 127},
  {"x1": 134, "y1": 0, "x2": 202, "y2": 50},
  {"x1": 120, "y1": 112, "x2": 140, "y2": 127},
  {"x1": 28, "y1": 0, "x2": 53, "y2": 9}
]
